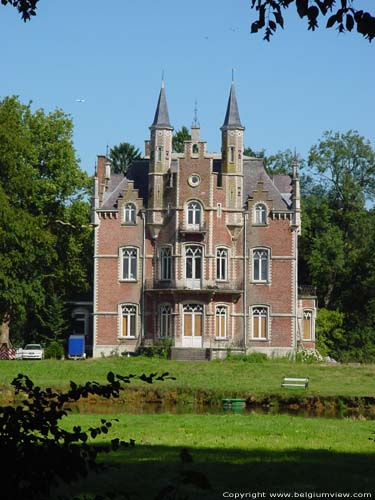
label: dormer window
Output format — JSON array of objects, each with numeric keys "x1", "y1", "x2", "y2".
[
  {"x1": 124, "y1": 203, "x2": 136, "y2": 224},
  {"x1": 255, "y1": 203, "x2": 267, "y2": 225}
]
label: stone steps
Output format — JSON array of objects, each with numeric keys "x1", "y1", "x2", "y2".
[{"x1": 170, "y1": 347, "x2": 210, "y2": 362}]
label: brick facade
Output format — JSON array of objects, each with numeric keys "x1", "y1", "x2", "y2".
[{"x1": 92, "y1": 83, "x2": 316, "y2": 358}]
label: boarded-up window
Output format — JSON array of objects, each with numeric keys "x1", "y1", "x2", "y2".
[
  {"x1": 216, "y1": 306, "x2": 227, "y2": 338},
  {"x1": 303, "y1": 311, "x2": 312, "y2": 340},
  {"x1": 121, "y1": 305, "x2": 136, "y2": 337},
  {"x1": 183, "y1": 304, "x2": 203, "y2": 337},
  {"x1": 252, "y1": 307, "x2": 268, "y2": 339}
]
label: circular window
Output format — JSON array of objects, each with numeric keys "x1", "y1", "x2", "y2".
[{"x1": 188, "y1": 174, "x2": 201, "y2": 187}]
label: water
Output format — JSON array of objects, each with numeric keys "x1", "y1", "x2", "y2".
[{"x1": 67, "y1": 401, "x2": 375, "y2": 420}]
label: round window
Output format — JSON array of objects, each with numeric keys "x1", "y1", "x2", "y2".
[{"x1": 188, "y1": 174, "x2": 201, "y2": 187}]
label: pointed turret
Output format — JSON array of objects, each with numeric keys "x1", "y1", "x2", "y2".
[
  {"x1": 221, "y1": 81, "x2": 244, "y2": 131},
  {"x1": 150, "y1": 81, "x2": 173, "y2": 130},
  {"x1": 148, "y1": 81, "x2": 173, "y2": 229}
]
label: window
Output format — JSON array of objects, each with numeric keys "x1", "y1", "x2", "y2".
[
  {"x1": 185, "y1": 245, "x2": 202, "y2": 287},
  {"x1": 124, "y1": 203, "x2": 136, "y2": 224},
  {"x1": 252, "y1": 306, "x2": 268, "y2": 340},
  {"x1": 159, "y1": 304, "x2": 172, "y2": 337},
  {"x1": 215, "y1": 306, "x2": 228, "y2": 339},
  {"x1": 187, "y1": 201, "x2": 202, "y2": 228},
  {"x1": 188, "y1": 174, "x2": 200, "y2": 187},
  {"x1": 216, "y1": 248, "x2": 228, "y2": 281},
  {"x1": 303, "y1": 310, "x2": 312, "y2": 341},
  {"x1": 217, "y1": 203, "x2": 222, "y2": 218},
  {"x1": 157, "y1": 146, "x2": 163, "y2": 162},
  {"x1": 122, "y1": 247, "x2": 138, "y2": 281},
  {"x1": 121, "y1": 304, "x2": 137, "y2": 337},
  {"x1": 229, "y1": 146, "x2": 235, "y2": 163},
  {"x1": 255, "y1": 203, "x2": 267, "y2": 224},
  {"x1": 72, "y1": 309, "x2": 88, "y2": 336},
  {"x1": 253, "y1": 249, "x2": 269, "y2": 282},
  {"x1": 160, "y1": 247, "x2": 172, "y2": 280}
]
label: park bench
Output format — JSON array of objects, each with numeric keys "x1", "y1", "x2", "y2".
[{"x1": 281, "y1": 377, "x2": 309, "y2": 389}]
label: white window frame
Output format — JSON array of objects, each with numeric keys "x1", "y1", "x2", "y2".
[
  {"x1": 254, "y1": 203, "x2": 267, "y2": 225},
  {"x1": 215, "y1": 305, "x2": 228, "y2": 339},
  {"x1": 123, "y1": 203, "x2": 137, "y2": 224},
  {"x1": 216, "y1": 247, "x2": 228, "y2": 281},
  {"x1": 186, "y1": 200, "x2": 202, "y2": 228},
  {"x1": 252, "y1": 248, "x2": 269, "y2": 283},
  {"x1": 302, "y1": 310, "x2": 313, "y2": 341},
  {"x1": 251, "y1": 306, "x2": 269, "y2": 340},
  {"x1": 160, "y1": 246, "x2": 172, "y2": 281},
  {"x1": 120, "y1": 304, "x2": 137, "y2": 338},
  {"x1": 121, "y1": 247, "x2": 138, "y2": 281},
  {"x1": 159, "y1": 304, "x2": 172, "y2": 337}
]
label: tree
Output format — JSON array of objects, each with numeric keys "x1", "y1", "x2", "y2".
[
  {"x1": 0, "y1": 96, "x2": 92, "y2": 346},
  {"x1": 250, "y1": 1, "x2": 375, "y2": 41},
  {"x1": 173, "y1": 126, "x2": 191, "y2": 153},
  {"x1": 108, "y1": 142, "x2": 141, "y2": 176}
]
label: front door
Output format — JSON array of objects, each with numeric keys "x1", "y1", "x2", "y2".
[
  {"x1": 185, "y1": 245, "x2": 202, "y2": 289},
  {"x1": 182, "y1": 304, "x2": 203, "y2": 347}
]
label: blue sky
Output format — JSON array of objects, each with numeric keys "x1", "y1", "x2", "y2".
[{"x1": 1, "y1": 0, "x2": 374, "y2": 174}]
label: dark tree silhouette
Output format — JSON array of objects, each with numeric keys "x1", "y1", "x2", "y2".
[
  {"x1": 109, "y1": 142, "x2": 141, "y2": 176},
  {"x1": 250, "y1": 0, "x2": 375, "y2": 41}
]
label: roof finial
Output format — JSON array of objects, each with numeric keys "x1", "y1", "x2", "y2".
[
  {"x1": 193, "y1": 99, "x2": 200, "y2": 128},
  {"x1": 161, "y1": 70, "x2": 165, "y2": 88},
  {"x1": 106, "y1": 144, "x2": 109, "y2": 157},
  {"x1": 231, "y1": 68, "x2": 235, "y2": 82}
]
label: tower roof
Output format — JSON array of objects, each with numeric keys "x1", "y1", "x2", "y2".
[
  {"x1": 221, "y1": 82, "x2": 244, "y2": 131},
  {"x1": 150, "y1": 81, "x2": 173, "y2": 130}
]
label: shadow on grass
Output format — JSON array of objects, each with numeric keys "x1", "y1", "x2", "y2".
[{"x1": 56, "y1": 445, "x2": 375, "y2": 499}]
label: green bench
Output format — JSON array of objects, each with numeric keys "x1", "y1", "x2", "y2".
[{"x1": 281, "y1": 377, "x2": 309, "y2": 389}]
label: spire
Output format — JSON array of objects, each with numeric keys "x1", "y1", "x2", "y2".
[
  {"x1": 221, "y1": 81, "x2": 244, "y2": 131},
  {"x1": 150, "y1": 80, "x2": 173, "y2": 130}
]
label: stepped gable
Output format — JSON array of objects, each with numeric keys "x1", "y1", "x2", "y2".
[{"x1": 243, "y1": 158, "x2": 292, "y2": 210}]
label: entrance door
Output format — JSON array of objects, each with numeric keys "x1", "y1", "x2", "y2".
[
  {"x1": 182, "y1": 304, "x2": 203, "y2": 347},
  {"x1": 185, "y1": 245, "x2": 202, "y2": 289}
]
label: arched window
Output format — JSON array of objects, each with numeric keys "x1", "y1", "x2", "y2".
[
  {"x1": 215, "y1": 306, "x2": 228, "y2": 339},
  {"x1": 255, "y1": 203, "x2": 267, "y2": 224},
  {"x1": 251, "y1": 306, "x2": 268, "y2": 340},
  {"x1": 121, "y1": 304, "x2": 137, "y2": 338},
  {"x1": 185, "y1": 245, "x2": 202, "y2": 289},
  {"x1": 252, "y1": 249, "x2": 269, "y2": 282},
  {"x1": 303, "y1": 310, "x2": 312, "y2": 341},
  {"x1": 187, "y1": 201, "x2": 202, "y2": 228},
  {"x1": 160, "y1": 247, "x2": 172, "y2": 281},
  {"x1": 216, "y1": 248, "x2": 228, "y2": 281},
  {"x1": 159, "y1": 304, "x2": 172, "y2": 337},
  {"x1": 122, "y1": 247, "x2": 138, "y2": 281},
  {"x1": 124, "y1": 203, "x2": 136, "y2": 224},
  {"x1": 192, "y1": 143, "x2": 199, "y2": 154}
]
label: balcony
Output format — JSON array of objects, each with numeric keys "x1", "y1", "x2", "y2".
[
  {"x1": 298, "y1": 285, "x2": 317, "y2": 297},
  {"x1": 178, "y1": 222, "x2": 207, "y2": 237},
  {"x1": 144, "y1": 278, "x2": 243, "y2": 301}
]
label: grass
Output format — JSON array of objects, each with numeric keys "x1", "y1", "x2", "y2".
[
  {"x1": 55, "y1": 412, "x2": 375, "y2": 499},
  {"x1": 1, "y1": 357, "x2": 375, "y2": 400}
]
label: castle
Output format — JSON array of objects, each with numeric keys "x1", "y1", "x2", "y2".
[{"x1": 91, "y1": 81, "x2": 316, "y2": 359}]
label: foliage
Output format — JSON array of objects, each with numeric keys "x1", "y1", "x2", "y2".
[
  {"x1": 315, "y1": 308, "x2": 345, "y2": 358},
  {"x1": 1, "y1": 0, "x2": 39, "y2": 21},
  {"x1": 44, "y1": 340, "x2": 65, "y2": 359},
  {"x1": 109, "y1": 142, "x2": 141, "y2": 176},
  {"x1": 0, "y1": 371, "x2": 172, "y2": 500},
  {"x1": 0, "y1": 96, "x2": 92, "y2": 345},
  {"x1": 172, "y1": 126, "x2": 191, "y2": 153},
  {"x1": 296, "y1": 347, "x2": 323, "y2": 363},
  {"x1": 250, "y1": 1, "x2": 375, "y2": 42},
  {"x1": 137, "y1": 338, "x2": 173, "y2": 359}
]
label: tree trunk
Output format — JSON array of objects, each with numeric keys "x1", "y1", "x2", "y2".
[{"x1": 0, "y1": 313, "x2": 10, "y2": 347}]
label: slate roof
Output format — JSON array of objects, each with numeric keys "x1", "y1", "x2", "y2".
[
  {"x1": 150, "y1": 84, "x2": 173, "y2": 129},
  {"x1": 221, "y1": 82, "x2": 244, "y2": 130},
  {"x1": 243, "y1": 159, "x2": 292, "y2": 210},
  {"x1": 100, "y1": 157, "x2": 291, "y2": 211}
]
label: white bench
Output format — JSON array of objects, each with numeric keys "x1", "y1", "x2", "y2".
[{"x1": 281, "y1": 377, "x2": 309, "y2": 389}]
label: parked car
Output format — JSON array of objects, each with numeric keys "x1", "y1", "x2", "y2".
[{"x1": 21, "y1": 344, "x2": 45, "y2": 360}]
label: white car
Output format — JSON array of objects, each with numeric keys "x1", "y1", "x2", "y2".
[{"x1": 21, "y1": 344, "x2": 45, "y2": 360}]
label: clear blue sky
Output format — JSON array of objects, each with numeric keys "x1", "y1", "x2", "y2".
[{"x1": 1, "y1": 0, "x2": 374, "y2": 174}]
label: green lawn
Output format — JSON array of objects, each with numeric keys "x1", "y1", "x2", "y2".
[
  {"x1": 1, "y1": 357, "x2": 375, "y2": 400},
  {"x1": 56, "y1": 412, "x2": 375, "y2": 499}
]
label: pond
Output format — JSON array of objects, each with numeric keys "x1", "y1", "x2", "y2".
[{"x1": 68, "y1": 400, "x2": 375, "y2": 420}]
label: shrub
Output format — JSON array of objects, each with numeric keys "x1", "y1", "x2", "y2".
[
  {"x1": 227, "y1": 352, "x2": 268, "y2": 363},
  {"x1": 44, "y1": 341, "x2": 65, "y2": 359}
]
